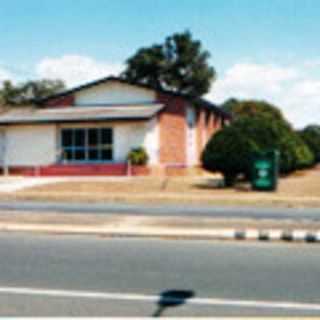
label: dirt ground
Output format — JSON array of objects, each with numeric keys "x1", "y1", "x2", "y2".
[{"x1": 6, "y1": 167, "x2": 320, "y2": 208}]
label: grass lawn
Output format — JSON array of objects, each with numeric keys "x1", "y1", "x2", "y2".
[{"x1": 7, "y1": 167, "x2": 320, "y2": 208}]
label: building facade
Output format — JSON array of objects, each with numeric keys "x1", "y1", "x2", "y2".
[{"x1": 0, "y1": 77, "x2": 231, "y2": 176}]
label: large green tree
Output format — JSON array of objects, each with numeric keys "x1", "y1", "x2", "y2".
[
  {"x1": 203, "y1": 99, "x2": 315, "y2": 186},
  {"x1": 299, "y1": 125, "x2": 320, "y2": 163},
  {"x1": 0, "y1": 79, "x2": 65, "y2": 106},
  {"x1": 122, "y1": 31, "x2": 216, "y2": 97},
  {"x1": 221, "y1": 98, "x2": 285, "y2": 122}
]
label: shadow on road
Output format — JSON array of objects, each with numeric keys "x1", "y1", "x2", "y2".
[{"x1": 153, "y1": 289, "x2": 195, "y2": 317}]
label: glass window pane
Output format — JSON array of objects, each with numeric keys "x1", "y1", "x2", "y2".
[
  {"x1": 63, "y1": 149, "x2": 73, "y2": 162},
  {"x1": 74, "y1": 129, "x2": 85, "y2": 147},
  {"x1": 74, "y1": 149, "x2": 86, "y2": 161},
  {"x1": 101, "y1": 128, "x2": 113, "y2": 144},
  {"x1": 62, "y1": 129, "x2": 73, "y2": 147},
  {"x1": 88, "y1": 128, "x2": 99, "y2": 147},
  {"x1": 89, "y1": 148, "x2": 99, "y2": 161},
  {"x1": 101, "y1": 148, "x2": 113, "y2": 161}
]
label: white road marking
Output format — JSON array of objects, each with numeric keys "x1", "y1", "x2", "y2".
[{"x1": 0, "y1": 287, "x2": 319, "y2": 311}]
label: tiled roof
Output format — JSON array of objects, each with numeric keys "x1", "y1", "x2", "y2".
[{"x1": 0, "y1": 104, "x2": 164, "y2": 124}]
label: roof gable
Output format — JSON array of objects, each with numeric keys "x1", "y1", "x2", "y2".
[
  {"x1": 74, "y1": 80, "x2": 156, "y2": 106},
  {"x1": 37, "y1": 76, "x2": 231, "y2": 119}
]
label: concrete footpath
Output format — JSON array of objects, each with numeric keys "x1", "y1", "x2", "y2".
[{"x1": 0, "y1": 211, "x2": 320, "y2": 243}]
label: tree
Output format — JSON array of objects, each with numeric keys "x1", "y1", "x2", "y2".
[
  {"x1": 221, "y1": 99, "x2": 285, "y2": 122},
  {"x1": 0, "y1": 79, "x2": 65, "y2": 106},
  {"x1": 299, "y1": 125, "x2": 320, "y2": 163},
  {"x1": 202, "y1": 102, "x2": 315, "y2": 186},
  {"x1": 122, "y1": 31, "x2": 216, "y2": 97}
]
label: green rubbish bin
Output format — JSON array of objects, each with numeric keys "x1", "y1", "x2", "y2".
[{"x1": 251, "y1": 150, "x2": 280, "y2": 191}]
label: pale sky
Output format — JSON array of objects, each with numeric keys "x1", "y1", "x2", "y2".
[{"x1": 0, "y1": 0, "x2": 319, "y2": 128}]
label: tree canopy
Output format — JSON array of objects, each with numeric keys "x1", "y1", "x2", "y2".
[
  {"x1": 203, "y1": 99, "x2": 315, "y2": 185},
  {"x1": 299, "y1": 125, "x2": 320, "y2": 163},
  {"x1": 221, "y1": 98, "x2": 285, "y2": 122},
  {"x1": 0, "y1": 79, "x2": 65, "y2": 106},
  {"x1": 122, "y1": 31, "x2": 216, "y2": 97}
]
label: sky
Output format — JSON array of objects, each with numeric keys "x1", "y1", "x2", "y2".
[{"x1": 0, "y1": 0, "x2": 319, "y2": 128}]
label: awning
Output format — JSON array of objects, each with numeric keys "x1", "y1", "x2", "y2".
[{"x1": 0, "y1": 104, "x2": 164, "y2": 125}]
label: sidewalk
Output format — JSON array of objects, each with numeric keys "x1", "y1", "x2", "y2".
[
  {"x1": 0, "y1": 177, "x2": 65, "y2": 193},
  {"x1": 0, "y1": 211, "x2": 320, "y2": 243}
]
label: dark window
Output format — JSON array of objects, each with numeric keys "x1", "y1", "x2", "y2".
[
  {"x1": 88, "y1": 128, "x2": 99, "y2": 147},
  {"x1": 74, "y1": 149, "x2": 86, "y2": 161},
  {"x1": 89, "y1": 148, "x2": 99, "y2": 161},
  {"x1": 101, "y1": 148, "x2": 113, "y2": 161},
  {"x1": 64, "y1": 149, "x2": 73, "y2": 161},
  {"x1": 60, "y1": 128, "x2": 113, "y2": 163},
  {"x1": 62, "y1": 129, "x2": 73, "y2": 147},
  {"x1": 101, "y1": 128, "x2": 113, "y2": 145},
  {"x1": 74, "y1": 129, "x2": 85, "y2": 147}
]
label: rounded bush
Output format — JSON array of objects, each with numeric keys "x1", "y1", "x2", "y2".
[
  {"x1": 202, "y1": 124, "x2": 259, "y2": 186},
  {"x1": 202, "y1": 115, "x2": 314, "y2": 184}
]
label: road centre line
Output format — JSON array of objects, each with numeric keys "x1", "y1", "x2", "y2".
[{"x1": 0, "y1": 287, "x2": 319, "y2": 311}]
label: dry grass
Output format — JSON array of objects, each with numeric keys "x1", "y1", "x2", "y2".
[
  {"x1": 277, "y1": 169, "x2": 320, "y2": 197},
  {"x1": 8, "y1": 167, "x2": 320, "y2": 208},
  {"x1": 17, "y1": 175, "x2": 230, "y2": 194}
]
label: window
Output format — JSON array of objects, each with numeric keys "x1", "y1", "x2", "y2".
[{"x1": 60, "y1": 128, "x2": 113, "y2": 163}]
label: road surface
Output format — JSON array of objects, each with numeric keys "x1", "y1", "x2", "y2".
[
  {"x1": 0, "y1": 233, "x2": 319, "y2": 316},
  {"x1": 0, "y1": 200, "x2": 319, "y2": 221}
]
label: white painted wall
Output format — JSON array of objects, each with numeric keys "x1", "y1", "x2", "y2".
[
  {"x1": 114, "y1": 120, "x2": 159, "y2": 165},
  {"x1": 5, "y1": 125, "x2": 57, "y2": 166},
  {"x1": 75, "y1": 81, "x2": 156, "y2": 105},
  {"x1": 186, "y1": 106, "x2": 197, "y2": 166}
]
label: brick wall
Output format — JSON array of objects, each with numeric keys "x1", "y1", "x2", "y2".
[
  {"x1": 196, "y1": 108, "x2": 206, "y2": 162},
  {"x1": 45, "y1": 95, "x2": 75, "y2": 107},
  {"x1": 157, "y1": 93, "x2": 187, "y2": 165},
  {"x1": 208, "y1": 112, "x2": 215, "y2": 137}
]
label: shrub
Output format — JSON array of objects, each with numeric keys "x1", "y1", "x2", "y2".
[
  {"x1": 299, "y1": 125, "x2": 320, "y2": 163},
  {"x1": 202, "y1": 124, "x2": 260, "y2": 186},
  {"x1": 127, "y1": 147, "x2": 149, "y2": 165},
  {"x1": 291, "y1": 134, "x2": 315, "y2": 169},
  {"x1": 202, "y1": 115, "x2": 314, "y2": 184}
]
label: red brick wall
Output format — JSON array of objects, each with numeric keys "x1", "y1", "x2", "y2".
[
  {"x1": 196, "y1": 109, "x2": 206, "y2": 161},
  {"x1": 205, "y1": 110, "x2": 210, "y2": 144},
  {"x1": 45, "y1": 95, "x2": 75, "y2": 108},
  {"x1": 214, "y1": 115, "x2": 222, "y2": 131},
  {"x1": 208, "y1": 112, "x2": 214, "y2": 137},
  {"x1": 157, "y1": 93, "x2": 187, "y2": 165}
]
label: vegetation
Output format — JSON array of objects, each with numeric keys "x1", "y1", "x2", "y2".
[
  {"x1": 0, "y1": 79, "x2": 65, "y2": 106},
  {"x1": 127, "y1": 147, "x2": 149, "y2": 165},
  {"x1": 202, "y1": 124, "x2": 259, "y2": 186},
  {"x1": 203, "y1": 99, "x2": 315, "y2": 186},
  {"x1": 122, "y1": 31, "x2": 216, "y2": 97},
  {"x1": 299, "y1": 125, "x2": 320, "y2": 163},
  {"x1": 221, "y1": 98, "x2": 285, "y2": 122}
]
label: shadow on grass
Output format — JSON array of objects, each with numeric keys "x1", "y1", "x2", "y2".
[
  {"x1": 193, "y1": 178, "x2": 224, "y2": 190},
  {"x1": 152, "y1": 289, "x2": 195, "y2": 317},
  {"x1": 193, "y1": 178, "x2": 252, "y2": 193}
]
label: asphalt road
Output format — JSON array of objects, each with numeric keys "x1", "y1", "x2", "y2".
[
  {"x1": 0, "y1": 233, "x2": 319, "y2": 316},
  {"x1": 0, "y1": 200, "x2": 319, "y2": 221}
]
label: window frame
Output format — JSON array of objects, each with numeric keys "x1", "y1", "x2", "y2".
[{"x1": 60, "y1": 127, "x2": 114, "y2": 164}]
